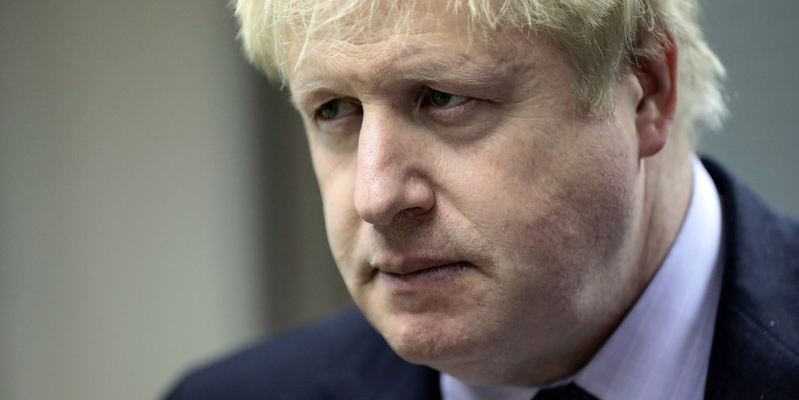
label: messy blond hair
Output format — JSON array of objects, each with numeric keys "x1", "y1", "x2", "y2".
[{"x1": 233, "y1": 0, "x2": 725, "y2": 140}]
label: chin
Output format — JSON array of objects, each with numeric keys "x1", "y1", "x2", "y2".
[
  {"x1": 387, "y1": 319, "x2": 522, "y2": 385},
  {"x1": 356, "y1": 276, "x2": 501, "y2": 367},
  {"x1": 375, "y1": 309, "x2": 487, "y2": 366}
]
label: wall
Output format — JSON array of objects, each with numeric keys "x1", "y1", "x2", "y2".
[
  {"x1": 699, "y1": 0, "x2": 799, "y2": 216},
  {"x1": 0, "y1": 1, "x2": 266, "y2": 399}
]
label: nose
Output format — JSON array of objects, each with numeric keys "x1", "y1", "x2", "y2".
[{"x1": 354, "y1": 113, "x2": 435, "y2": 225}]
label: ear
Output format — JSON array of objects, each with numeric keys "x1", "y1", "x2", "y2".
[{"x1": 634, "y1": 35, "x2": 678, "y2": 158}]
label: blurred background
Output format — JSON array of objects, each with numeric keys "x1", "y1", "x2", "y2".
[{"x1": 0, "y1": 0, "x2": 796, "y2": 399}]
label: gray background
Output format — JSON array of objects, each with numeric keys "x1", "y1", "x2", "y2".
[
  {"x1": 0, "y1": 0, "x2": 796, "y2": 399},
  {"x1": 699, "y1": 1, "x2": 798, "y2": 214}
]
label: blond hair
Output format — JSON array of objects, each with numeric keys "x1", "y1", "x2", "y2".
[{"x1": 233, "y1": 0, "x2": 726, "y2": 140}]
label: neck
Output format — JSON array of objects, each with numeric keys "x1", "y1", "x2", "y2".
[{"x1": 637, "y1": 138, "x2": 694, "y2": 293}]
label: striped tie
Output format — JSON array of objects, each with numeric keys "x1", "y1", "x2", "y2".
[{"x1": 533, "y1": 383, "x2": 599, "y2": 400}]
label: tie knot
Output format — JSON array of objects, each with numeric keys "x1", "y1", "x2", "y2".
[{"x1": 532, "y1": 383, "x2": 598, "y2": 400}]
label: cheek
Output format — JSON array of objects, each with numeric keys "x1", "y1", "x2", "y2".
[
  {"x1": 311, "y1": 150, "x2": 360, "y2": 270},
  {"x1": 321, "y1": 185, "x2": 358, "y2": 257},
  {"x1": 464, "y1": 122, "x2": 638, "y2": 278},
  {"x1": 547, "y1": 136, "x2": 637, "y2": 257},
  {"x1": 487, "y1": 164, "x2": 637, "y2": 334}
]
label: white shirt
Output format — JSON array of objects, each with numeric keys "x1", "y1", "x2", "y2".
[{"x1": 442, "y1": 157, "x2": 724, "y2": 400}]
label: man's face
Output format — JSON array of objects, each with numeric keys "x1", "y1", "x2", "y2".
[{"x1": 288, "y1": 5, "x2": 650, "y2": 384}]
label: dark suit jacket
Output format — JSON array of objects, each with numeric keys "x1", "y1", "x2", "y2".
[{"x1": 164, "y1": 160, "x2": 798, "y2": 399}]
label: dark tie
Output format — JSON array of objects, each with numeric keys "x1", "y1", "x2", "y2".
[{"x1": 532, "y1": 383, "x2": 599, "y2": 400}]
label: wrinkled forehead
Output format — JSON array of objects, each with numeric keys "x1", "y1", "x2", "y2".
[{"x1": 279, "y1": 1, "x2": 499, "y2": 79}]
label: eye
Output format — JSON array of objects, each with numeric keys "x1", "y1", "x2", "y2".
[
  {"x1": 315, "y1": 99, "x2": 360, "y2": 121},
  {"x1": 418, "y1": 88, "x2": 479, "y2": 125},
  {"x1": 426, "y1": 89, "x2": 468, "y2": 109}
]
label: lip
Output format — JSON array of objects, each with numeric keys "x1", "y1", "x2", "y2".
[
  {"x1": 384, "y1": 261, "x2": 470, "y2": 278},
  {"x1": 370, "y1": 251, "x2": 464, "y2": 273},
  {"x1": 373, "y1": 258, "x2": 473, "y2": 287}
]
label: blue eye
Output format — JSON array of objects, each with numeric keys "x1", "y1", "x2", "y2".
[
  {"x1": 427, "y1": 89, "x2": 468, "y2": 109},
  {"x1": 316, "y1": 99, "x2": 360, "y2": 120}
]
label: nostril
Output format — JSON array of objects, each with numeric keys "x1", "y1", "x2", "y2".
[
  {"x1": 354, "y1": 188, "x2": 400, "y2": 225},
  {"x1": 354, "y1": 175, "x2": 435, "y2": 226}
]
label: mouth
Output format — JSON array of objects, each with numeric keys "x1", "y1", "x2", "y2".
[{"x1": 378, "y1": 261, "x2": 472, "y2": 285}]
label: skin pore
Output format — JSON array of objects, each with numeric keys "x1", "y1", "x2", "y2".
[{"x1": 287, "y1": 3, "x2": 692, "y2": 386}]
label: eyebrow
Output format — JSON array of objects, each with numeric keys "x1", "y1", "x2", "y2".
[
  {"x1": 289, "y1": 80, "x2": 338, "y2": 102},
  {"x1": 290, "y1": 50, "x2": 532, "y2": 110},
  {"x1": 292, "y1": 61, "x2": 503, "y2": 96}
]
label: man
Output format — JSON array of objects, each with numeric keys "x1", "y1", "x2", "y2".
[{"x1": 165, "y1": 1, "x2": 798, "y2": 399}]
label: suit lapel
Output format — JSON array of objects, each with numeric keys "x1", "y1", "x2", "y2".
[
  {"x1": 319, "y1": 354, "x2": 441, "y2": 400},
  {"x1": 702, "y1": 159, "x2": 799, "y2": 399}
]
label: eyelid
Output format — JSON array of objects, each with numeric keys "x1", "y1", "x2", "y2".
[
  {"x1": 419, "y1": 87, "x2": 479, "y2": 123},
  {"x1": 291, "y1": 90, "x2": 345, "y2": 120},
  {"x1": 428, "y1": 89, "x2": 469, "y2": 109},
  {"x1": 429, "y1": 98, "x2": 478, "y2": 123},
  {"x1": 315, "y1": 99, "x2": 361, "y2": 121}
]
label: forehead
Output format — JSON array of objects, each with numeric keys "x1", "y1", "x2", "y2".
[
  {"x1": 284, "y1": 4, "x2": 540, "y2": 96},
  {"x1": 284, "y1": 1, "x2": 467, "y2": 60}
]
